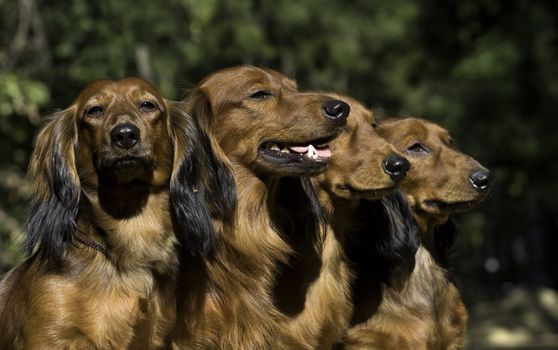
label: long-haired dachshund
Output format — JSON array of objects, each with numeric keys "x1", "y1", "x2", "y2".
[
  {"x1": 343, "y1": 117, "x2": 493, "y2": 350},
  {"x1": 0, "y1": 78, "x2": 232, "y2": 349},
  {"x1": 272, "y1": 94, "x2": 413, "y2": 349},
  {"x1": 171, "y1": 65, "x2": 349, "y2": 349}
]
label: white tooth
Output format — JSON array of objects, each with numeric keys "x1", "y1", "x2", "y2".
[
  {"x1": 270, "y1": 143, "x2": 280, "y2": 151},
  {"x1": 307, "y1": 144, "x2": 317, "y2": 158},
  {"x1": 281, "y1": 147, "x2": 290, "y2": 153}
]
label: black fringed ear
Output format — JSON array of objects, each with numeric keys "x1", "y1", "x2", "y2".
[
  {"x1": 188, "y1": 92, "x2": 236, "y2": 228},
  {"x1": 167, "y1": 98, "x2": 236, "y2": 258},
  {"x1": 378, "y1": 191, "x2": 421, "y2": 275},
  {"x1": 301, "y1": 177, "x2": 326, "y2": 238},
  {"x1": 25, "y1": 109, "x2": 80, "y2": 267},
  {"x1": 433, "y1": 219, "x2": 457, "y2": 267}
]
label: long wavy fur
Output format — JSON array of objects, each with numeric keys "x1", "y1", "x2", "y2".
[
  {"x1": 25, "y1": 101, "x2": 236, "y2": 265},
  {"x1": 168, "y1": 101, "x2": 236, "y2": 258},
  {"x1": 376, "y1": 191, "x2": 421, "y2": 276},
  {"x1": 348, "y1": 191, "x2": 420, "y2": 283},
  {"x1": 25, "y1": 109, "x2": 80, "y2": 267}
]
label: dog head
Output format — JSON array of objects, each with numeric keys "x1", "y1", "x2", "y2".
[
  {"x1": 315, "y1": 95, "x2": 410, "y2": 202},
  {"x1": 182, "y1": 65, "x2": 350, "y2": 178},
  {"x1": 378, "y1": 117, "x2": 493, "y2": 225},
  {"x1": 72, "y1": 78, "x2": 173, "y2": 187},
  {"x1": 26, "y1": 78, "x2": 232, "y2": 265}
]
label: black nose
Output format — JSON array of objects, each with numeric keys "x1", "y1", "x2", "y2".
[
  {"x1": 322, "y1": 100, "x2": 350, "y2": 125},
  {"x1": 469, "y1": 170, "x2": 493, "y2": 191},
  {"x1": 110, "y1": 123, "x2": 140, "y2": 149},
  {"x1": 383, "y1": 154, "x2": 410, "y2": 182}
]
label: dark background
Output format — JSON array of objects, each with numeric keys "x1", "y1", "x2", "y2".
[{"x1": 1, "y1": 0, "x2": 557, "y2": 348}]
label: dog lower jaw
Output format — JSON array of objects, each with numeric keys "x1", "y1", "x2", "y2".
[
  {"x1": 422, "y1": 198, "x2": 481, "y2": 214},
  {"x1": 257, "y1": 157, "x2": 330, "y2": 177},
  {"x1": 334, "y1": 184, "x2": 396, "y2": 200},
  {"x1": 98, "y1": 156, "x2": 155, "y2": 185}
]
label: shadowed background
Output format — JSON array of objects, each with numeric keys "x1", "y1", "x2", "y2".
[{"x1": 1, "y1": 0, "x2": 557, "y2": 348}]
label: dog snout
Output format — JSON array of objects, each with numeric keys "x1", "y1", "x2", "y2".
[
  {"x1": 382, "y1": 154, "x2": 410, "y2": 182},
  {"x1": 469, "y1": 170, "x2": 493, "y2": 191},
  {"x1": 322, "y1": 100, "x2": 350, "y2": 126},
  {"x1": 110, "y1": 123, "x2": 141, "y2": 149}
]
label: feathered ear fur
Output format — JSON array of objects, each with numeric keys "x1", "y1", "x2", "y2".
[
  {"x1": 377, "y1": 191, "x2": 420, "y2": 276},
  {"x1": 352, "y1": 191, "x2": 420, "y2": 282},
  {"x1": 167, "y1": 99, "x2": 236, "y2": 258},
  {"x1": 25, "y1": 108, "x2": 80, "y2": 266},
  {"x1": 184, "y1": 92, "x2": 236, "y2": 228},
  {"x1": 301, "y1": 177, "x2": 326, "y2": 241},
  {"x1": 433, "y1": 219, "x2": 457, "y2": 267}
]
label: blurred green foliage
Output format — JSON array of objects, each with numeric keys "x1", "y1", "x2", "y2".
[{"x1": 0, "y1": 0, "x2": 557, "y2": 300}]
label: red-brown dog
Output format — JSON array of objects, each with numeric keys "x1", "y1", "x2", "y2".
[
  {"x1": 0, "y1": 78, "x2": 231, "y2": 349},
  {"x1": 172, "y1": 66, "x2": 349, "y2": 349},
  {"x1": 273, "y1": 94, "x2": 411, "y2": 349},
  {"x1": 343, "y1": 117, "x2": 493, "y2": 350}
]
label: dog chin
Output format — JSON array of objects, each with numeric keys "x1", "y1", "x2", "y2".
[
  {"x1": 100, "y1": 156, "x2": 153, "y2": 184},
  {"x1": 257, "y1": 157, "x2": 330, "y2": 177},
  {"x1": 334, "y1": 184, "x2": 396, "y2": 201},
  {"x1": 113, "y1": 168, "x2": 151, "y2": 184},
  {"x1": 422, "y1": 197, "x2": 482, "y2": 214}
]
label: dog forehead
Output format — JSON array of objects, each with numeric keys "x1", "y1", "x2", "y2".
[
  {"x1": 75, "y1": 78, "x2": 163, "y2": 107},
  {"x1": 409, "y1": 118, "x2": 452, "y2": 145},
  {"x1": 379, "y1": 118, "x2": 426, "y2": 143},
  {"x1": 118, "y1": 77, "x2": 161, "y2": 96},
  {"x1": 202, "y1": 65, "x2": 293, "y2": 91}
]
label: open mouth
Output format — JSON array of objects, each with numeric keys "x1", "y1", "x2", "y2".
[
  {"x1": 259, "y1": 139, "x2": 332, "y2": 166},
  {"x1": 336, "y1": 184, "x2": 396, "y2": 199},
  {"x1": 423, "y1": 199, "x2": 480, "y2": 212}
]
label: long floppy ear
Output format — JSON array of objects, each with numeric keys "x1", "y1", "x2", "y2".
[
  {"x1": 377, "y1": 191, "x2": 420, "y2": 277},
  {"x1": 25, "y1": 108, "x2": 80, "y2": 266},
  {"x1": 183, "y1": 91, "x2": 236, "y2": 228},
  {"x1": 433, "y1": 219, "x2": 457, "y2": 268},
  {"x1": 301, "y1": 177, "x2": 326, "y2": 243},
  {"x1": 167, "y1": 97, "x2": 236, "y2": 258}
]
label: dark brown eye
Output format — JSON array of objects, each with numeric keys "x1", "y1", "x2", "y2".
[
  {"x1": 372, "y1": 122, "x2": 378, "y2": 129},
  {"x1": 140, "y1": 100, "x2": 158, "y2": 112},
  {"x1": 249, "y1": 91, "x2": 272, "y2": 100},
  {"x1": 406, "y1": 142, "x2": 430, "y2": 155},
  {"x1": 86, "y1": 106, "x2": 103, "y2": 118}
]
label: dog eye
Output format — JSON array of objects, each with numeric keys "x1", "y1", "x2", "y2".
[
  {"x1": 86, "y1": 106, "x2": 103, "y2": 118},
  {"x1": 140, "y1": 100, "x2": 158, "y2": 112},
  {"x1": 249, "y1": 91, "x2": 272, "y2": 100},
  {"x1": 406, "y1": 142, "x2": 430, "y2": 155}
]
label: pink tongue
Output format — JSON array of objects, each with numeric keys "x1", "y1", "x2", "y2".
[
  {"x1": 315, "y1": 147, "x2": 331, "y2": 158},
  {"x1": 288, "y1": 146, "x2": 309, "y2": 153},
  {"x1": 288, "y1": 144, "x2": 332, "y2": 158}
]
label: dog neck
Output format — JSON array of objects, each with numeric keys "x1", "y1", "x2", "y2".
[
  {"x1": 230, "y1": 165, "x2": 294, "y2": 273},
  {"x1": 173, "y1": 163, "x2": 298, "y2": 347},
  {"x1": 412, "y1": 212, "x2": 454, "y2": 265},
  {"x1": 314, "y1": 184, "x2": 372, "y2": 243},
  {"x1": 77, "y1": 183, "x2": 178, "y2": 279}
]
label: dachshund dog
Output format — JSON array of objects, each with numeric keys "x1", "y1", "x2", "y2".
[
  {"x1": 272, "y1": 94, "x2": 414, "y2": 349},
  {"x1": 342, "y1": 117, "x2": 493, "y2": 350},
  {"x1": 171, "y1": 65, "x2": 349, "y2": 349},
  {"x1": 0, "y1": 78, "x2": 232, "y2": 349}
]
